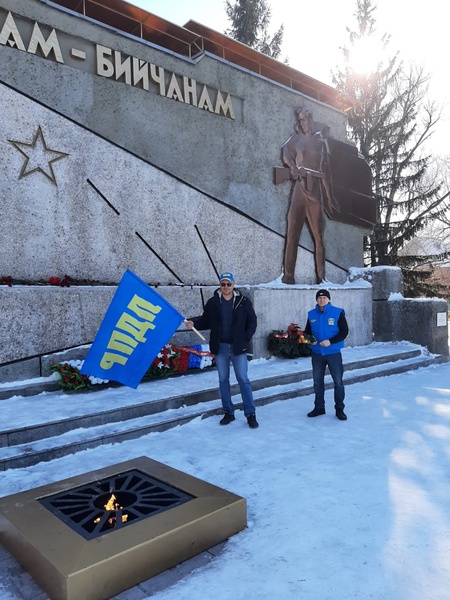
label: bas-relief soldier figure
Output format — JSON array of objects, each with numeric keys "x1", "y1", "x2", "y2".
[{"x1": 277, "y1": 107, "x2": 339, "y2": 285}]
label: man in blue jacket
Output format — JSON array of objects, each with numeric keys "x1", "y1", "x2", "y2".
[
  {"x1": 185, "y1": 272, "x2": 259, "y2": 429},
  {"x1": 304, "y1": 289, "x2": 349, "y2": 420}
]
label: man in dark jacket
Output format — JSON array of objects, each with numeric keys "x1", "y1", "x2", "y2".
[
  {"x1": 185, "y1": 272, "x2": 259, "y2": 428},
  {"x1": 304, "y1": 289, "x2": 349, "y2": 420}
]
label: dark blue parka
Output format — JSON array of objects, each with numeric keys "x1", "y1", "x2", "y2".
[{"x1": 190, "y1": 288, "x2": 257, "y2": 356}]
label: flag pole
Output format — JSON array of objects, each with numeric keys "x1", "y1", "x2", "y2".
[{"x1": 184, "y1": 320, "x2": 206, "y2": 342}]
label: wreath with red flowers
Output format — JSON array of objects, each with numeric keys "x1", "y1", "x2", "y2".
[{"x1": 267, "y1": 323, "x2": 315, "y2": 358}]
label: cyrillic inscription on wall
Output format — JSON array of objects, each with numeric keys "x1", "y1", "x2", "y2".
[{"x1": 0, "y1": 10, "x2": 236, "y2": 119}]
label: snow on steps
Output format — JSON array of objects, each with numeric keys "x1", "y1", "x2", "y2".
[{"x1": 0, "y1": 344, "x2": 447, "y2": 470}]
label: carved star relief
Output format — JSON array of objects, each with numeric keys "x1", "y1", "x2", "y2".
[{"x1": 8, "y1": 126, "x2": 69, "y2": 185}]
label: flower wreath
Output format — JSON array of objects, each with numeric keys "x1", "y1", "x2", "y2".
[{"x1": 267, "y1": 323, "x2": 315, "y2": 359}]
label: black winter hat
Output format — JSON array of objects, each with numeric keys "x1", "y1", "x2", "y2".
[{"x1": 316, "y1": 289, "x2": 331, "y2": 300}]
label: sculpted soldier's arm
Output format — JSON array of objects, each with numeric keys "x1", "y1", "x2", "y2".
[{"x1": 282, "y1": 136, "x2": 300, "y2": 180}]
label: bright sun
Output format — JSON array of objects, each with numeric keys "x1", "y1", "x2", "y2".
[{"x1": 349, "y1": 36, "x2": 383, "y2": 75}]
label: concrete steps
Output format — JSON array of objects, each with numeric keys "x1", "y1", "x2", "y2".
[{"x1": 0, "y1": 344, "x2": 446, "y2": 471}]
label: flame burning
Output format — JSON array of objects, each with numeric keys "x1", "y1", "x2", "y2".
[
  {"x1": 94, "y1": 494, "x2": 128, "y2": 526},
  {"x1": 105, "y1": 494, "x2": 119, "y2": 511}
]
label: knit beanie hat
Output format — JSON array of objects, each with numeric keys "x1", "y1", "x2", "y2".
[{"x1": 316, "y1": 289, "x2": 331, "y2": 300}]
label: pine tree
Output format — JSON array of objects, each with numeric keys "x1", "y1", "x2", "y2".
[
  {"x1": 225, "y1": 0, "x2": 284, "y2": 59},
  {"x1": 332, "y1": 0, "x2": 450, "y2": 295}
]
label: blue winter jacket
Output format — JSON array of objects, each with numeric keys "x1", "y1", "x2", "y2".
[{"x1": 305, "y1": 303, "x2": 349, "y2": 356}]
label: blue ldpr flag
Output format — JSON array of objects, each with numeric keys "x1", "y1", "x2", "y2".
[{"x1": 80, "y1": 270, "x2": 185, "y2": 388}]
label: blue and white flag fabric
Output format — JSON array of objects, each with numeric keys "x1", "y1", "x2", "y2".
[{"x1": 80, "y1": 270, "x2": 185, "y2": 389}]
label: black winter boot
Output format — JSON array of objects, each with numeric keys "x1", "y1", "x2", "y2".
[
  {"x1": 307, "y1": 408, "x2": 326, "y2": 417},
  {"x1": 247, "y1": 414, "x2": 259, "y2": 429},
  {"x1": 220, "y1": 412, "x2": 235, "y2": 425},
  {"x1": 336, "y1": 410, "x2": 347, "y2": 421}
]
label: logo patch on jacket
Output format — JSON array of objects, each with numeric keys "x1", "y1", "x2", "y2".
[{"x1": 328, "y1": 318, "x2": 335, "y2": 326}]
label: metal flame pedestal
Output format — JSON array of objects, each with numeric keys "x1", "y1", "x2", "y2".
[{"x1": 0, "y1": 456, "x2": 247, "y2": 600}]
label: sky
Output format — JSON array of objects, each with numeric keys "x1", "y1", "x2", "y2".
[
  {"x1": 129, "y1": 0, "x2": 449, "y2": 154},
  {"x1": 1, "y1": 341, "x2": 450, "y2": 599}
]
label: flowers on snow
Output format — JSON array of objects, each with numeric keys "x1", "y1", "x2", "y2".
[{"x1": 51, "y1": 345, "x2": 214, "y2": 392}]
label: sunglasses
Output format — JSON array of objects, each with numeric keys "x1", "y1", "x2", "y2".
[{"x1": 220, "y1": 282, "x2": 233, "y2": 287}]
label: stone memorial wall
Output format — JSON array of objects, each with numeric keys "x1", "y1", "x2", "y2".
[{"x1": 1, "y1": 0, "x2": 446, "y2": 381}]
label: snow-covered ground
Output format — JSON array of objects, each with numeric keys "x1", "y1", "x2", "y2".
[{"x1": 1, "y1": 340, "x2": 450, "y2": 599}]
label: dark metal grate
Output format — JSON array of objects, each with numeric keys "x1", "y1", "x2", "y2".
[{"x1": 38, "y1": 469, "x2": 194, "y2": 540}]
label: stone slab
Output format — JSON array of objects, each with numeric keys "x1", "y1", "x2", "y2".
[{"x1": 373, "y1": 297, "x2": 449, "y2": 355}]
